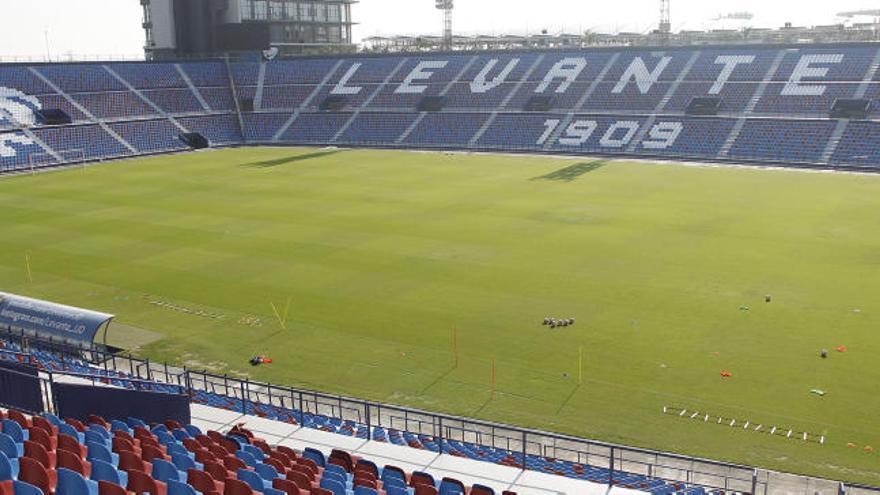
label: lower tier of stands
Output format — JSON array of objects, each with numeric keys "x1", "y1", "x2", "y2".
[
  {"x1": 0, "y1": 340, "x2": 725, "y2": 495},
  {"x1": 6, "y1": 110, "x2": 877, "y2": 174}
]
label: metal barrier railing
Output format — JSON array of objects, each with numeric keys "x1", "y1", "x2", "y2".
[{"x1": 2, "y1": 326, "x2": 878, "y2": 495}]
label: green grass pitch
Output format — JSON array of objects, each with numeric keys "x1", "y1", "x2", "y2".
[{"x1": 2, "y1": 147, "x2": 880, "y2": 484}]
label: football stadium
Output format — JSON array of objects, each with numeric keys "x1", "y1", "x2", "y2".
[{"x1": 2, "y1": 1, "x2": 880, "y2": 494}]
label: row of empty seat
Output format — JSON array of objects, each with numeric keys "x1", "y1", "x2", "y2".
[{"x1": 0, "y1": 408, "x2": 526, "y2": 495}]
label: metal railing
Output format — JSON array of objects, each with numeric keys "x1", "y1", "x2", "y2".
[{"x1": 2, "y1": 327, "x2": 878, "y2": 495}]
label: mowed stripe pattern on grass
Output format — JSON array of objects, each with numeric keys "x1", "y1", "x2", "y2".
[{"x1": 2, "y1": 148, "x2": 880, "y2": 483}]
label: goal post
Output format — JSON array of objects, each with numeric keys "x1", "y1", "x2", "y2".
[{"x1": 27, "y1": 148, "x2": 86, "y2": 174}]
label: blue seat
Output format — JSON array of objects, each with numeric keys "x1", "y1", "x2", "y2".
[
  {"x1": 57, "y1": 424, "x2": 85, "y2": 444},
  {"x1": 90, "y1": 459, "x2": 127, "y2": 487},
  {"x1": 170, "y1": 453, "x2": 200, "y2": 472},
  {"x1": 262, "y1": 489, "x2": 284, "y2": 495},
  {"x1": 439, "y1": 481, "x2": 463, "y2": 495},
  {"x1": 152, "y1": 459, "x2": 184, "y2": 483},
  {"x1": 87, "y1": 426, "x2": 109, "y2": 441},
  {"x1": 13, "y1": 480, "x2": 44, "y2": 495},
  {"x1": 184, "y1": 425, "x2": 201, "y2": 437},
  {"x1": 86, "y1": 442, "x2": 119, "y2": 468},
  {"x1": 171, "y1": 430, "x2": 190, "y2": 442},
  {"x1": 354, "y1": 487, "x2": 377, "y2": 495},
  {"x1": 241, "y1": 445, "x2": 263, "y2": 461},
  {"x1": 237, "y1": 469, "x2": 269, "y2": 492},
  {"x1": 0, "y1": 421, "x2": 27, "y2": 443},
  {"x1": 0, "y1": 451, "x2": 19, "y2": 480},
  {"x1": 318, "y1": 478, "x2": 345, "y2": 495},
  {"x1": 42, "y1": 414, "x2": 63, "y2": 427},
  {"x1": 253, "y1": 463, "x2": 278, "y2": 482},
  {"x1": 83, "y1": 431, "x2": 107, "y2": 447},
  {"x1": 155, "y1": 431, "x2": 176, "y2": 446},
  {"x1": 167, "y1": 480, "x2": 199, "y2": 495},
  {"x1": 110, "y1": 421, "x2": 131, "y2": 434},
  {"x1": 302, "y1": 448, "x2": 324, "y2": 468},
  {"x1": 235, "y1": 451, "x2": 258, "y2": 468},
  {"x1": 126, "y1": 418, "x2": 148, "y2": 429},
  {"x1": 0, "y1": 434, "x2": 22, "y2": 459},
  {"x1": 57, "y1": 467, "x2": 100, "y2": 495}
]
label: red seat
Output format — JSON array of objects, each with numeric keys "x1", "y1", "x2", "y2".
[
  {"x1": 470, "y1": 487, "x2": 493, "y2": 495},
  {"x1": 32, "y1": 417, "x2": 59, "y2": 437},
  {"x1": 118, "y1": 450, "x2": 150, "y2": 474},
  {"x1": 285, "y1": 471, "x2": 311, "y2": 491},
  {"x1": 276, "y1": 447, "x2": 297, "y2": 461},
  {"x1": 127, "y1": 470, "x2": 167, "y2": 495},
  {"x1": 19, "y1": 456, "x2": 57, "y2": 495},
  {"x1": 269, "y1": 451, "x2": 293, "y2": 468},
  {"x1": 29, "y1": 427, "x2": 58, "y2": 452},
  {"x1": 222, "y1": 456, "x2": 246, "y2": 473},
  {"x1": 58, "y1": 434, "x2": 88, "y2": 458},
  {"x1": 272, "y1": 478, "x2": 303, "y2": 495},
  {"x1": 98, "y1": 480, "x2": 129, "y2": 495},
  {"x1": 353, "y1": 476, "x2": 376, "y2": 490},
  {"x1": 195, "y1": 436, "x2": 215, "y2": 448},
  {"x1": 209, "y1": 446, "x2": 230, "y2": 459},
  {"x1": 206, "y1": 432, "x2": 225, "y2": 445},
  {"x1": 414, "y1": 485, "x2": 437, "y2": 495},
  {"x1": 7, "y1": 410, "x2": 33, "y2": 429},
  {"x1": 194, "y1": 449, "x2": 216, "y2": 465},
  {"x1": 223, "y1": 479, "x2": 253, "y2": 495},
  {"x1": 24, "y1": 441, "x2": 56, "y2": 469},
  {"x1": 88, "y1": 416, "x2": 110, "y2": 430},
  {"x1": 187, "y1": 469, "x2": 224, "y2": 495},
  {"x1": 141, "y1": 444, "x2": 170, "y2": 463},
  {"x1": 294, "y1": 460, "x2": 318, "y2": 478},
  {"x1": 114, "y1": 438, "x2": 142, "y2": 457},
  {"x1": 57, "y1": 448, "x2": 92, "y2": 477},
  {"x1": 0, "y1": 480, "x2": 13, "y2": 495},
  {"x1": 203, "y1": 461, "x2": 232, "y2": 483},
  {"x1": 182, "y1": 439, "x2": 201, "y2": 453},
  {"x1": 65, "y1": 419, "x2": 87, "y2": 433}
]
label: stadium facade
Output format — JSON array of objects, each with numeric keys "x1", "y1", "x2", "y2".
[{"x1": 141, "y1": 0, "x2": 357, "y2": 60}]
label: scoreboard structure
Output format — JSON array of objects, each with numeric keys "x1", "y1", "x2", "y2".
[{"x1": 141, "y1": 0, "x2": 357, "y2": 60}]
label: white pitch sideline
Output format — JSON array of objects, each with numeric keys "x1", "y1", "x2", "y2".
[{"x1": 190, "y1": 403, "x2": 648, "y2": 495}]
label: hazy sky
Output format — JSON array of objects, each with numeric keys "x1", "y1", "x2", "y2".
[{"x1": 1, "y1": 0, "x2": 879, "y2": 60}]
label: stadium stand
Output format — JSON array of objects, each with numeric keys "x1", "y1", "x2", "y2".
[
  {"x1": 0, "y1": 408, "x2": 539, "y2": 495},
  {"x1": 3, "y1": 44, "x2": 880, "y2": 173},
  {"x1": 0, "y1": 339, "x2": 720, "y2": 495}
]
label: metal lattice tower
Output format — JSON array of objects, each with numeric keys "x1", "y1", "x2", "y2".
[
  {"x1": 435, "y1": 0, "x2": 454, "y2": 50},
  {"x1": 659, "y1": 0, "x2": 671, "y2": 42}
]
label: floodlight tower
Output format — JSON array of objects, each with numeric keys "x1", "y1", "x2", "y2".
[
  {"x1": 659, "y1": 0, "x2": 671, "y2": 43},
  {"x1": 436, "y1": 0, "x2": 454, "y2": 50}
]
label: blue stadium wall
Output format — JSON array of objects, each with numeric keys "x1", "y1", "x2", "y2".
[{"x1": 2, "y1": 43, "x2": 880, "y2": 172}]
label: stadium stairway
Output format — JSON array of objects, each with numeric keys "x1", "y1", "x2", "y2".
[{"x1": 0, "y1": 340, "x2": 719, "y2": 495}]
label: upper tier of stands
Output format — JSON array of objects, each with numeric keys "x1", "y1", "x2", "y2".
[{"x1": 3, "y1": 44, "x2": 880, "y2": 171}]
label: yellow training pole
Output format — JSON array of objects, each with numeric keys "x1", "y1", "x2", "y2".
[
  {"x1": 453, "y1": 328, "x2": 459, "y2": 368},
  {"x1": 578, "y1": 346, "x2": 583, "y2": 385},
  {"x1": 491, "y1": 358, "x2": 496, "y2": 395},
  {"x1": 269, "y1": 302, "x2": 286, "y2": 329},
  {"x1": 25, "y1": 254, "x2": 33, "y2": 283}
]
